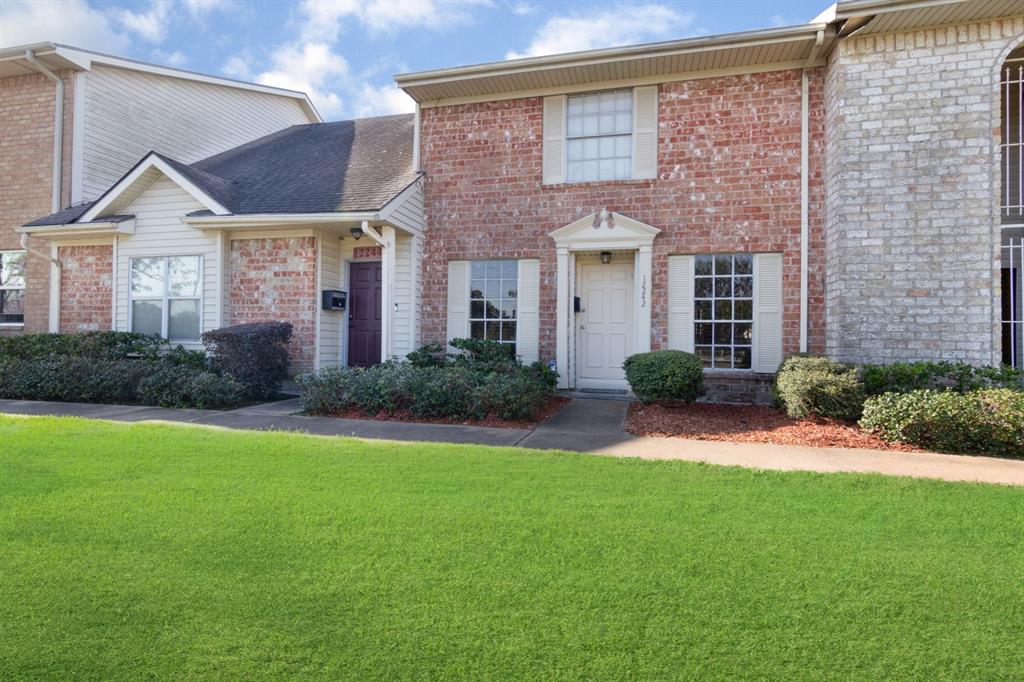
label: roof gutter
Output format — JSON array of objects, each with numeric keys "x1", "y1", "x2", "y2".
[
  {"x1": 181, "y1": 212, "x2": 383, "y2": 229},
  {"x1": 23, "y1": 49, "x2": 63, "y2": 214}
]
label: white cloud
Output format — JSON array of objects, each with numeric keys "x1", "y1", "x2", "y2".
[
  {"x1": 222, "y1": 54, "x2": 254, "y2": 80},
  {"x1": 299, "y1": 0, "x2": 489, "y2": 42},
  {"x1": 152, "y1": 49, "x2": 188, "y2": 67},
  {"x1": 352, "y1": 82, "x2": 416, "y2": 118},
  {"x1": 116, "y1": 0, "x2": 173, "y2": 43},
  {"x1": 0, "y1": 0, "x2": 130, "y2": 52},
  {"x1": 254, "y1": 42, "x2": 351, "y2": 118},
  {"x1": 183, "y1": 0, "x2": 234, "y2": 19},
  {"x1": 506, "y1": 4, "x2": 697, "y2": 59},
  {"x1": 768, "y1": 14, "x2": 788, "y2": 27},
  {"x1": 510, "y1": 1, "x2": 535, "y2": 16}
]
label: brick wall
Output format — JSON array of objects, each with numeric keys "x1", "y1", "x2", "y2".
[
  {"x1": 824, "y1": 17, "x2": 1024, "y2": 365},
  {"x1": 0, "y1": 70, "x2": 75, "y2": 334},
  {"x1": 419, "y1": 68, "x2": 826, "y2": 365},
  {"x1": 228, "y1": 236, "x2": 317, "y2": 373},
  {"x1": 58, "y1": 244, "x2": 112, "y2": 332}
]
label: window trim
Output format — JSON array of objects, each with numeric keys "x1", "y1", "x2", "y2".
[
  {"x1": 128, "y1": 255, "x2": 203, "y2": 342},
  {"x1": 693, "y1": 253, "x2": 754, "y2": 371},
  {"x1": 468, "y1": 259, "x2": 518, "y2": 351},
  {"x1": 563, "y1": 88, "x2": 634, "y2": 184},
  {"x1": 0, "y1": 250, "x2": 27, "y2": 326}
]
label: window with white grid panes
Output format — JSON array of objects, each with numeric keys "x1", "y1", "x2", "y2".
[
  {"x1": 469, "y1": 260, "x2": 517, "y2": 353},
  {"x1": 694, "y1": 254, "x2": 753, "y2": 369},
  {"x1": 566, "y1": 90, "x2": 632, "y2": 182}
]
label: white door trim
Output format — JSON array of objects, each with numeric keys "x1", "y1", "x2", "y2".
[
  {"x1": 550, "y1": 210, "x2": 659, "y2": 389},
  {"x1": 575, "y1": 258, "x2": 635, "y2": 390}
]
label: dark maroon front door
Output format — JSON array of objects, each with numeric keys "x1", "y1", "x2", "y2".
[{"x1": 348, "y1": 261, "x2": 382, "y2": 367}]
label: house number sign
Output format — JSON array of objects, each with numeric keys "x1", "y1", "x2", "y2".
[
  {"x1": 640, "y1": 275, "x2": 648, "y2": 309},
  {"x1": 353, "y1": 246, "x2": 382, "y2": 259}
]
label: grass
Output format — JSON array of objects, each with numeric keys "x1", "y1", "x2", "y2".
[{"x1": 1, "y1": 416, "x2": 1023, "y2": 680}]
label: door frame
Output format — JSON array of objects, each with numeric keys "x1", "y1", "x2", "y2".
[
  {"x1": 550, "y1": 210, "x2": 660, "y2": 389},
  {"x1": 574, "y1": 256, "x2": 636, "y2": 390}
]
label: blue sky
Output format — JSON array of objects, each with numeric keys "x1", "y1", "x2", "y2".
[{"x1": 0, "y1": 0, "x2": 830, "y2": 120}]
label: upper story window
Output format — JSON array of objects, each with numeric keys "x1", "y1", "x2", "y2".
[
  {"x1": 130, "y1": 256, "x2": 202, "y2": 341},
  {"x1": 1002, "y1": 46, "x2": 1023, "y2": 224},
  {"x1": 566, "y1": 90, "x2": 633, "y2": 183},
  {"x1": 0, "y1": 251, "x2": 26, "y2": 325}
]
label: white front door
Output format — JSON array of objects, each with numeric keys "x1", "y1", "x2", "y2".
[{"x1": 577, "y1": 260, "x2": 634, "y2": 389}]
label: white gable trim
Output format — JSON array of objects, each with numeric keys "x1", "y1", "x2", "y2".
[
  {"x1": 549, "y1": 210, "x2": 661, "y2": 251},
  {"x1": 81, "y1": 153, "x2": 231, "y2": 223}
]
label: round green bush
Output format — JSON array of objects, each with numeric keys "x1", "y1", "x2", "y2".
[
  {"x1": 859, "y1": 388, "x2": 1024, "y2": 457},
  {"x1": 623, "y1": 350, "x2": 704, "y2": 404},
  {"x1": 774, "y1": 354, "x2": 866, "y2": 422}
]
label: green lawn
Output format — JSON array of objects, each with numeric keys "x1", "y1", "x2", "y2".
[{"x1": 1, "y1": 416, "x2": 1023, "y2": 680}]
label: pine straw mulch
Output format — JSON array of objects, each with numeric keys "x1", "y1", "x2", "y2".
[
  {"x1": 627, "y1": 401, "x2": 922, "y2": 451},
  {"x1": 326, "y1": 395, "x2": 571, "y2": 430}
]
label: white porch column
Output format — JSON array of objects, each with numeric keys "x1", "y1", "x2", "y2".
[
  {"x1": 636, "y1": 244, "x2": 653, "y2": 353},
  {"x1": 555, "y1": 246, "x2": 570, "y2": 389},
  {"x1": 380, "y1": 224, "x2": 396, "y2": 361},
  {"x1": 48, "y1": 243, "x2": 60, "y2": 332}
]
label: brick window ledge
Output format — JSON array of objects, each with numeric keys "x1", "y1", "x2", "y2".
[{"x1": 542, "y1": 177, "x2": 658, "y2": 190}]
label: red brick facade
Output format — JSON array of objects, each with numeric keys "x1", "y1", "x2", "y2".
[
  {"x1": 0, "y1": 70, "x2": 75, "y2": 334},
  {"x1": 228, "y1": 236, "x2": 317, "y2": 372},
  {"x1": 419, "y1": 68, "x2": 826, "y2": 363},
  {"x1": 57, "y1": 245, "x2": 113, "y2": 333}
]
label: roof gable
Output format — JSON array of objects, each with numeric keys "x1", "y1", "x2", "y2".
[{"x1": 550, "y1": 210, "x2": 661, "y2": 250}]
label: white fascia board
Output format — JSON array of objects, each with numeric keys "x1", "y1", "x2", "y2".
[
  {"x1": 17, "y1": 219, "x2": 135, "y2": 239},
  {"x1": 834, "y1": 0, "x2": 961, "y2": 18},
  {"x1": 182, "y1": 212, "x2": 381, "y2": 229},
  {"x1": 81, "y1": 154, "x2": 230, "y2": 223},
  {"x1": 50, "y1": 44, "x2": 322, "y2": 122}
]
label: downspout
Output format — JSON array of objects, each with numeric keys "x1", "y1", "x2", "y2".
[
  {"x1": 799, "y1": 29, "x2": 825, "y2": 353},
  {"x1": 24, "y1": 50, "x2": 63, "y2": 214}
]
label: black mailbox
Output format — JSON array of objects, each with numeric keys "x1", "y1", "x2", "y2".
[{"x1": 322, "y1": 289, "x2": 347, "y2": 311}]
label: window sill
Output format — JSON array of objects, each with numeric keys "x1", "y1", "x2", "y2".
[
  {"x1": 0, "y1": 323, "x2": 25, "y2": 329},
  {"x1": 542, "y1": 177, "x2": 656, "y2": 190},
  {"x1": 702, "y1": 369, "x2": 774, "y2": 378}
]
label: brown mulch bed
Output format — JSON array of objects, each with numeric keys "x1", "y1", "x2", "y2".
[
  {"x1": 326, "y1": 395, "x2": 571, "y2": 430},
  {"x1": 627, "y1": 401, "x2": 921, "y2": 451}
]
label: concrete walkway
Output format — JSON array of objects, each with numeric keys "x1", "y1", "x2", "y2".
[{"x1": 2, "y1": 397, "x2": 1023, "y2": 486}]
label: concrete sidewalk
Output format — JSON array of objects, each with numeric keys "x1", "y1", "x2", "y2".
[{"x1": 2, "y1": 398, "x2": 1023, "y2": 486}]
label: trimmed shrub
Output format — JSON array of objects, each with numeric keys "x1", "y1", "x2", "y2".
[
  {"x1": 862, "y1": 361, "x2": 1024, "y2": 396},
  {"x1": 476, "y1": 369, "x2": 549, "y2": 420},
  {"x1": 624, "y1": 350, "x2": 704, "y2": 404},
  {"x1": 347, "y1": 362, "x2": 414, "y2": 415},
  {"x1": 774, "y1": 354, "x2": 865, "y2": 421},
  {"x1": 449, "y1": 337, "x2": 519, "y2": 373},
  {"x1": 405, "y1": 366, "x2": 483, "y2": 419},
  {"x1": 860, "y1": 389, "x2": 1024, "y2": 457},
  {"x1": 406, "y1": 342, "x2": 447, "y2": 368},
  {"x1": 202, "y1": 322, "x2": 292, "y2": 399},
  {"x1": 0, "y1": 356, "x2": 148, "y2": 404},
  {"x1": 137, "y1": 364, "x2": 246, "y2": 409},
  {"x1": 0, "y1": 331, "x2": 164, "y2": 361}
]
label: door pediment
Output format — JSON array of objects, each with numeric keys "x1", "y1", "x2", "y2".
[{"x1": 549, "y1": 209, "x2": 660, "y2": 251}]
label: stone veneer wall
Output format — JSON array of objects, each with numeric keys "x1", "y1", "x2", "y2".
[
  {"x1": 58, "y1": 244, "x2": 112, "y2": 332},
  {"x1": 824, "y1": 16, "x2": 1024, "y2": 365},
  {"x1": 420, "y1": 68, "x2": 827, "y2": 365},
  {"x1": 0, "y1": 70, "x2": 75, "y2": 334},
  {"x1": 228, "y1": 236, "x2": 317, "y2": 373}
]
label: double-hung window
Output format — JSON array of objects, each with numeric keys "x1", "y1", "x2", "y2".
[
  {"x1": 130, "y1": 256, "x2": 202, "y2": 341},
  {"x1": 469, "y1": 260, "x2": 517, "y2": 352},
  {"x1": 0, "y1": 251, "x2": 26, "y2": 325},
  {"x1": 566, "y1": 90, "x2": 633, "y2": 183},
  {"x1": 694, "y1": 254, "x2": 754, "y2": 370}
]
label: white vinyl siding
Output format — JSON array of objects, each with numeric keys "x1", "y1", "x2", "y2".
[
  {"x1": 80, "y1": 65, "x2": 311, "y2": 200},
  {"x1": 516, "y1": 259, "x2": 540, "y2": 364},
  {"x1": 752, "y1": 253, "x2": 784, "y2": 374},
  {"x1": 393, "y1": 233, "x2": 416, "y2": 358},
  {"x1": 542, "y1": 95, "x2": 566, "y2": 185},
  {"x1": 446, "y1": 260, "x2": 469, "y2": 348},
  {"x1": 666, "y1": 255, "x2": 694, "y2": 352},
  {"x1": 317, "y1": 234, "x2": 342, "y2": 369},
  {"x1": 114, "y1": 177, "x2": 218, "y2": 345},
  {"x1": 380, "y1": 179, "x2": 425, "y2": 235}
]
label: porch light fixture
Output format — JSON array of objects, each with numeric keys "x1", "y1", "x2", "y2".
[
  {"x1": 350, "y1": 227, "x2": 364, "y2": 240},
  {"x1": 600, "y1": 251, "x2": 612, "y2": 264}
]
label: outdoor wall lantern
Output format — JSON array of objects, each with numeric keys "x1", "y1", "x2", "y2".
[
  {"x1": 350, "y1": 227, "x2": 364, "y2": 240},
  {"x1": 600, "y1": 251, "x2": 612, "y2": 264}
]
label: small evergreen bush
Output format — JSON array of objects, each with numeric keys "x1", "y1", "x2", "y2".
[
  {"x1": 774, "y1": 354, "x2": 866, "y2": 421},
  {"x1": 202, "y1": 322, "x2": 292, "y2": 399},
  {"x1": 860, "y1": 389, "x2": 1024, "y2": 457},
  {"x1": 623, "y1": 350, "x2": 704, "y2": 404},
  {"x1": 862, "y1": 361, "x2": 1024, "y2": 396}
]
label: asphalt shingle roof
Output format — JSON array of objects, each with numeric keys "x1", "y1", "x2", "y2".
[{"x1": 24, "y1": 113, "x2": 417, "y2": 227}]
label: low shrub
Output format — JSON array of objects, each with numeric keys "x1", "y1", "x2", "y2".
[
  {"x1": 774, "y1": 354, "x2": 865, "y2": 422},
  {"x1": 862, "y1": 361, "x2": 1024, "y2": 396},
  {"x1": 202, "y1": 322, "x2": 292, "y2": 399},
  {"x1": 137, "y1": 364, "x2": 246, "y2": 409},
  {"x1": 0, "y1": 331, "x2": 182, "y2": 362},
  {"x1": 624, "y1": 350, "x2": 704, "y2": 404},
  {"x1": 405, "y1": 342, "x2": 447, "y2": 368},
  {"x1": 476, "y1": 369, "x2": 549, "y2": 420},
  {"x1": 0, "y1": 356, "x2": 148, "y2": 404},
  {"x1": 449, "y1": 337, "x2": 519, "y2": 373},
  {"x1": 860, "y1": 389, "x2": 1024, "y2": 457}
]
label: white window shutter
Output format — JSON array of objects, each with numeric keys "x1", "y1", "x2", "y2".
[
  {"x1": 632, "y1": 86, "x2": 658, "y2": 180},
  {"x1": 753, "y1": 253, "x2": 784, "y2": 373},
  {"x1": 667, "y1": 255, "x2": 694, "y2": 352},
  {"x1": 446, "y1": 260, "x2": 469, "y2": 349},
  {"x1": 542, "y1": 95, "x2": 565, "y2": 185},
  {"x1": 516, "y1": 259, "x2": 540, "y2": 364}
]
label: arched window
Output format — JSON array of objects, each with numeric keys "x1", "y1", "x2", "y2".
[{"x1": 1003, "y1": 45, "x2": 1024, "y2": 367}]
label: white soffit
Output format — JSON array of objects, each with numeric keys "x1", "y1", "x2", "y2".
[
  {"x1": 396, "y1": 24, "x2": 834, "y2": 104},
  {"x1": 836, "y1": 0, "x2": 1024, "y2": 35}
]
